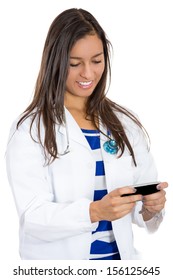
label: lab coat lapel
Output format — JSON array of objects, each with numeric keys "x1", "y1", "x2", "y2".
[{"x1": 58, "y1": 108, "x2": 91, "y2": 150}]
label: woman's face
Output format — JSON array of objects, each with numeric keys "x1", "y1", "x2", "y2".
[{"x1": 65, "y1": 34, "x2": 105, "y2": 104}]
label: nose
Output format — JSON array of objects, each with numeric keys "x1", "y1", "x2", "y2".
[{"x1": 80, "y1": 63, "x2": 93, "y2": 79}]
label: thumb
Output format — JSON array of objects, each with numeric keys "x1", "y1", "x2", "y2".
[
  {"x1": 109, "y1": 186, "x2": 136, "y2": 197},
  {"x1": 157, "y1": 182, "x2": 168, "y2": 190}
]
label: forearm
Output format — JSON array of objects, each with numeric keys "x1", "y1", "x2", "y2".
[{"x1": 23, "y1": 198, "x2": 96, "y2": 241}]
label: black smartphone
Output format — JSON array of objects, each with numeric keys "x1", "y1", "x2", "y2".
[{"x1": 122, "y1": 182, "x2": 160, "y2": 196}]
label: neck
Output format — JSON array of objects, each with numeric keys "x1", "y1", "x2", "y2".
[
  {"x1": 64, "y1": 94, "x2": 88, "y2": 114},
  {"x1": 64, "y1": 93, "x2": 99, "y2": 129}
]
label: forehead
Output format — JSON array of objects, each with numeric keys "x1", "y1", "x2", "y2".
[{"x1": 70, "y1": 34, "x2": 104, "y2": 58}]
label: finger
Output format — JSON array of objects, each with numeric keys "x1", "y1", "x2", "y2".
[
  {"x1": 143, "y1": 195, "x2": 166, "y2": 207},
  {"x1": 143, "y1": 189, "x2": 166, "y2": 201},
  {"x1": 143, "y1": 203, "x2": 165, "y2": 213},
  {"x1": 111, "y1": 202, "x2": 136, "y2": 219},
  {"x1": 143, "y1": 200, "x2": 165, "y2": 209},
  {"x1": 110, "y1": 186, "x2": 137, "y2": 197},
  {"x1": 122, "y1": 193, "x2": 142, "y2": 204},
  {"x1": 157, "y1": 181, "x2": 168, "y2": 190}
]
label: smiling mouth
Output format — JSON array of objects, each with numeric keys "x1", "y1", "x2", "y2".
[{"x1": 77, "y1": 81, "x2": 93, "y2": 88}]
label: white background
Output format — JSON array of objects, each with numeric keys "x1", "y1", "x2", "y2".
[{"x1": 0, "y1": 0, "x2": 172, "y2": 278}]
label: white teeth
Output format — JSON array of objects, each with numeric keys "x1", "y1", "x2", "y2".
[{"x1": 78, "y1": 81, "x2": 92, "y2": 86}]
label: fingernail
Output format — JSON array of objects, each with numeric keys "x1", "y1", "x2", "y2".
[{"x1": 157, "y1": 184, "x2": 162, "y2": 190}]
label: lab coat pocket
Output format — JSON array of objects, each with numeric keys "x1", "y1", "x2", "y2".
[{"x1": 104, "y1": 155, "x2": 134, "y2": 192}]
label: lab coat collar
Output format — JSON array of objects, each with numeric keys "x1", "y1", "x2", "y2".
[
  {"x1": 58, "y1": 108, "x2": 91, "y2": 150},
  {"x1": 57, "y1": 108, "x2": 108, "y2": 150}
]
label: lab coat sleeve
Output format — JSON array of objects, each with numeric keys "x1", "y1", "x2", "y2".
[
  {"x1": 128, "y1": 119, "x2": 164, "y2": 232},
  {"x1": 6, "y1": 120, "x2": 98, "y2": 242}
]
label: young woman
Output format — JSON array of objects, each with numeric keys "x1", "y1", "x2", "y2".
[{"x1": 6, "y1": 8, "x2": 167, "y2": 260}]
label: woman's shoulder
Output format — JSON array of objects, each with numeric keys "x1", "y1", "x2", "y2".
[
  {"x1": 9, "y1": 113, "x2": 33, "y2": 134},
  {"x1": 8, "y1": 112, "x2": 40, "y2": 145},
  {"x1": 107, "y1": 99, "x2": 139, "y2": 122},
  {"x1": 114, "y1": 105, "x2": 140, "y2": 128},
  {"x1": 114, "y1": 105, "x2": 148, "y2": 147}
]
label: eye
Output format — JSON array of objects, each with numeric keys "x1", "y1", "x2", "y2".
[
  {"x1": 93, "y1": 60, "x2": 102, "y2": 64},
  {"x1": 70, "y1": 63, "x2": 80, "y2": 67}
]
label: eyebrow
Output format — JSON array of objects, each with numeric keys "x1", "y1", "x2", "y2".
[{"x1": 70, "y1": 52, "x2": 104, "y2": 60}]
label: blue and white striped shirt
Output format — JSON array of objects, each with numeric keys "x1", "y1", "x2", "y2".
[{"x1": 82, "y1": 129, "x2": 121, "y2": 260}]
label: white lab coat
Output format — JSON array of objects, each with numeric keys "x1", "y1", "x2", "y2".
[{"x1": 6, "y1": 108, "x2": 163, "y2": 260}]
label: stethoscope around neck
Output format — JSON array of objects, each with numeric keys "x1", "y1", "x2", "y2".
[{"x1": 58, "y1": 118, "x2": 118, "y2": 156}]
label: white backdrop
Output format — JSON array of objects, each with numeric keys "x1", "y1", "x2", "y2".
[{"x1": 0, "y1": 0, "x2": 172, "y2": 278}]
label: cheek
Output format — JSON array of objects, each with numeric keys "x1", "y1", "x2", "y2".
[{"x1": 66, "y1": 71, "x2": 75, "y2": 86}]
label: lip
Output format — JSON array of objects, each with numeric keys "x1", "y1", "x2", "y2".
[{"x1": 77, "y1": 81, "x2": 93, "y2": 89}]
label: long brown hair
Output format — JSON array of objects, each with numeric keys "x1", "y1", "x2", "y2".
[{"x1": 17, "y1": 8, "x2": 148, "y2": 165}]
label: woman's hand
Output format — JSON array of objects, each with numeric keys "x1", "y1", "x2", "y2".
[
  {"x1": 141, "y1": 182, "x2": 168, "y2": 221},
  {"x1": 90, "y1": 186, "x2": 142, "y2": 222}
]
